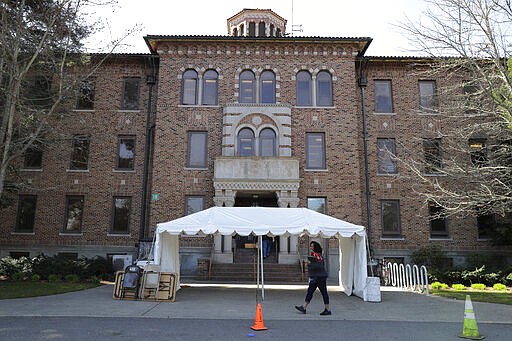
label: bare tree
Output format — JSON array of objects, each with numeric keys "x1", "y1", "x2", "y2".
[
  {"x1": 0, "y1": 0, "x2": 135, "y2": 205},
  {"x1": 395, "y1": 0, "x2": 512, "y2": 236}
]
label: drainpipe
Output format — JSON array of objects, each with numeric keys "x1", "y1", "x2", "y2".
[
  {"x1": 358, "y1": 73, "x2": 372, "y2": 258},
  {"x1": 140, "y1": 59, "x2": 157, "y2": 241}
]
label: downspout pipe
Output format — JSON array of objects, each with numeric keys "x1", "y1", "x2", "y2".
[
  {"x1": 140, "y1": 60, "x2": 157, "y2": 242},
  {"x1": 358, "y1": 73, "x2": 372, "y2": 262}
]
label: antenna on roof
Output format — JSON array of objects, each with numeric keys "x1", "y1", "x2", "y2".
[{"x1": 290, "y1": 0, "x2": 303, "y2": 36}]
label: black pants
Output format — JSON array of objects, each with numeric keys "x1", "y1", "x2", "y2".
[{"x1": 305, "y1": 276, "x2": 329, "y2": 304}]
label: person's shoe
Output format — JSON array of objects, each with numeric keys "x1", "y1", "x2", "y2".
[
  {"x1": 295, "y1": 305, "x2": 306, "y2": 314},
  {"x1": 320, "y1": 309, "x2": 331, "y2": 316}
]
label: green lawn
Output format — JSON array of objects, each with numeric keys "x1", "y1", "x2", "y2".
[
  {"x1": 430, "y1": 289, "x2": 512, "y2": 305},
  {"x1": 0, "y1": 281, "x2": 101, "y2": 300}
]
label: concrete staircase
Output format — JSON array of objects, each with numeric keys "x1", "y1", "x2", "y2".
[
  {"x1": 209, "y1": 249, "x2": 304, "y2": 283},
  {"x1": 209, "y1": 262, "x2": 304, "y2": 283}
]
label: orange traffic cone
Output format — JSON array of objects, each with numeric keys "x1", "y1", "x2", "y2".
[{"x1": 251, "y1": 303, "x2": 268, "y2": 331}]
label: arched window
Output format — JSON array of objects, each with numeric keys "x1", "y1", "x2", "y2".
[
  {"x1": 233, "y1": 28, "x2": 238, "y2": 36},
  {"x1": 239, "y1": 70, "x2": 256, "y2": 103},
  {"x1": 260, "y1": 128, "x2": 276, "y2": 156},
  {"x1": 202, "y1": 70, "x2": 218, "y2": 105},
  {"x1": 296, "y1": 71, "x2": 312, "y2": 106},
  {"x1": 258, "y1": 22, "x2": 266, "y2": 37},
  {"x1": 316, "y1": 71, "x2": 333, "y2": 106},
  {"x1": 182, "y1": 69, "x2": 198, "y2": 105},
  {"x1": 260, "y1": 70, "x2": 276, "y2": 104},
  {"x1": 249, "y1": 22, "x2": 256, "y2": 36},
  {"x1": 269, "y1": 24, "x2": 274, "y2": 37},
  {"x1": 239, "y1": 24, "x2": 244, "y2": 36},
  {"x1": 238, "y1": 128, "x2": 255, "y2": 156}
]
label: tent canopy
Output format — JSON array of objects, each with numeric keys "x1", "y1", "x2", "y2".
[
  {"x1": 153, "y1": 207, "x2": 369, "y2": 300},
  {"x1": 155, "y1": 207, "x2": 366, "y2": 237}
]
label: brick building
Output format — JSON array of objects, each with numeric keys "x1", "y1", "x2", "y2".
[{"x1": 1, "y1": 9, "x2": 509, "y2": 278}]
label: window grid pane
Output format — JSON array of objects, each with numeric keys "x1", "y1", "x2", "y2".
[
  {"x1": 112, "y1": 197, "x2": 131, "y2": 233},
  {"x1": 182, "y1": 70, "x2": 198, "y2": 105},
  {"x1": 260, "y1": 128, "x2": 276, "y2": 156},
  {"x1": 117, "y1": 136, "x2": 135, "y2": 170},
  {"x1": 64, "y1": 196, "x2": 84, "y2": 233},
  {"x1": 377, "y1": 138, "x2": 397, "y2": 174},
  {"x1": 296, "y1": 71, "x2": 312, "y2": 106},
  {"x1": 121, "y1": 78, "x2": 140, "y2": 110},
  {"x1": 186, "y1": 196, "x2": 204, "y2": 215},
  {"x1": 202, "y1": 70, "x2": 218, "y2": 105},
  {"x1": 15, "y1": 195, "x2": 37, "y2": 232},
  {"x1": 419, "y1": 80, "x2": 437, "y2": 113},
  {"x1": 188, "y1": 132, "x2": 207, "y2": 168},
  {"x1": 238, "y1": 128, "x2": 255, "y2": 156},
  {"x1": 374, "y1": 80, "x2": 393, "y2": 113},
  {"x1": 307, "y1": 197, "x2": 326, "y2": 214},
  {"x1": 70, "y1": 135, "x2": 90, "y2": 170},
  {"x1": 260, "y1": 71, "x2": 276, "y2": 104},
  {"x1": 381, "y1": 200, "x2": 401, "y2": 236},
  {"x1": 306, "y1": 133, "x2": 326, "y2": 169},
  {"x1": 316, "y1": 71, "x2": 332, "y2": 106},
  {"x1": 240, "y1": 71, "x2": 256, "y2": 103}
]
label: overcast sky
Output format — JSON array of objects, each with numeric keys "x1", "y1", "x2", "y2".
[{"x1": 86, "y1": 0, "x2": 427, "y2": 56}]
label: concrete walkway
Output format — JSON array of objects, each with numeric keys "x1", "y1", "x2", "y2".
[{"x1": 0, "y1": 283, "x2": 511, "y2": 324}]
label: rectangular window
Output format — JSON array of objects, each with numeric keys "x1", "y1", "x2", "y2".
[
  {"x1": 15, "y1": 195, "x2": 37, "y2": 232},
  {"x1": 307, "y1": 197, "x2": 326, "y2": 214},
  {"x1": 469, "y1": 139, "x2": 488, "y2": 167},
  {"x1": 116, "y1": 136, "x2": 135, "y2": 170},
  {"x1": 121, "y1": 77, "x2": 140, "y2": 110},
  {"x1": 63, "y1": 195, "x2": 84, "y2": 233},
  {"x1": 31, "y1": 75, "x2": 52, "y2": 107},
  {"x1": 429, "y1": 204, "x2": 448, "y2": 238},
  {"x1": 423, "y1": 138, "x2": 442, "y2": 174},
  {"x1": 76, "y1": 80, "x2": 95, "y2": 110},
  {"x1": 23, "y1": 145, "x2": 43, "y2": 169},
  {"x1": 419, "y1": 80, "x2": 437, "y2": 113},
  {"x1": 381, "y1": 200, "x2": 401, "y2": 237},
  {"x1": 70, "y1": 135, "x2": 90, "y2": 170},
  {"x1": 463, "y1": 82, "x2": 480, "y2": 116},
  {"x1": 477, "y1": 214, "x2": 495, "y2": 239},
  {"x1": 187, "y1": 132, "x2": 207, "y2": 168},
  {"x1": 111, "y1": 196, "x2": 131, "y2": 234},
  {"x1": 186, "y1": 196, "x2": 204, "y2": 215},
  {"x1": 374, "y1": 80, "x2": 393, "y2": 113},
  {"x1": 306, "y1": 133, "x2": 326, "y2": 170},
  {"x1": 377, "y1": 138, "x2": 397, "y2": 174}
]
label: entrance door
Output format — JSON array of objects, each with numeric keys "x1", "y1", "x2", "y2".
[{"x1": 233, "y1": 191, "x2": 279, "y2": 263}]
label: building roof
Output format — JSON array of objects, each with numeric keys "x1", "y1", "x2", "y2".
[{"x1": 144, "y1": 34, "x2": 373, "y2": 56}]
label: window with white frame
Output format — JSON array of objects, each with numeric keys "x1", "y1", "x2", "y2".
[
  {"x1": 202, "y1": 70, "x2": 218, "y2": 105},
  {"x1": 374, "y1": 80, "x2": 393, "y2": 113},
  {"x1": 259, "y1": 128, "x2": 277, "y2": 156},
  {"x1": 296, "y1": 71, "x2": 312, "y2": 106},
  {"x1": 239, "y1": 70, "x2": 256, "y2": 103},
  {"x1": 260, "y1": 70, "x2": 276, "y2": 104},
  {"x1": 316, "y1": 71, "x2": 333, "y2": 106},
  {"x1": 306, "y1": 132, "x2": 326, "y2": 169}
]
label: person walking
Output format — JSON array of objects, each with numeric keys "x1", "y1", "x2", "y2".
[{"x1": 295, "y1": 241, "x2": 331, "y2": 315}]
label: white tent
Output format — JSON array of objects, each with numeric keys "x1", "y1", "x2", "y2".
[{"x1": 154, "y1": 207, "x2": 369, "y2": 300}]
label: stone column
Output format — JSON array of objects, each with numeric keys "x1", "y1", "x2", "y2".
[{"x1": 212, "y1": 192, "x2": 235, "y2": 263}]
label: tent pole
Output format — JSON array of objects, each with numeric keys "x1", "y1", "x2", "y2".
[{"x1": 260, "y1": 236, "x2": 265, "y2": 301}]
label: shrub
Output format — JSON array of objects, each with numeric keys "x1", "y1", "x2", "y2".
[
  {"x1": 48, "y1": 274, "x2": 61, "y2": 282},
  {"x1": 0, "y1": 257, "x2": 32, "y2": 278},
  {"x1": 64, "y1": 274, "x2": 79, "y2": 283},
  {"x1": 31, "y1": 274, "x2": 41, "y2": 281},
  {"x1": 11, "y1": 272, "x2": 25, "y2": 281},
  {"x1": 86, "y1": 276, "x2": 100, "y2": 284},
  {"x1": 452, "y1": 283, "x2": 466, "y2": 290},
  {"x1": 493, "y1": 283, "x2": 507, "y2": 291},
  {"x1": 431, "y1": 281, "x2": 449, "y2": 289},
  {"x1": 411, "y1": 245, "x2": 448, "y2": 271},
  {"x1": 470, "y1": 283, "x2": 486, "y2": 290}
]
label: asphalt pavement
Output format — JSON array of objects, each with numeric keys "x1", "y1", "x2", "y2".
[{"x1": 0, "y1": 282, "x2": 511, "y2": 322}]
